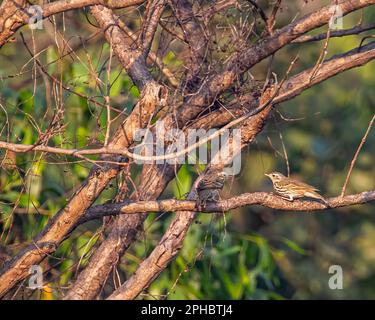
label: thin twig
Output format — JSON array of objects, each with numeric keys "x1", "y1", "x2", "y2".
[
  {"x1": 341, "y1": 113, "x2": 375, "y2": 197},
  {"x1": 293, "y1": 23, "x2": 375, "y2": 43}
]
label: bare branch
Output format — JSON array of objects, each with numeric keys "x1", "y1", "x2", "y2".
[
  {"x1": 80, "y1": 191, "x2": 375, "y2": 222},
  {"x1": 292, "y1": 23, "x2": 375, "y2": 43},
  {"x1": 90, "y1": 5, "x2": 152, "y2": 89},
  {"x1": 59, "y1": 3, "x2": 167, "y2": 300},
  {"x1": 247, "y1": 0, "x2": 271, "y2": 34},
  {"x1": 138, "y1": 0, "x2": 166, "y2": 56},
  {"x1": 201, "y1": 0, "x2": 238, "y2": 23},
  {"x1": 117, "y1": 16, "x2": 178, "y2": 86},
  {"x1": 341, "y1": 114, "x2": 375, "y2": 196},
  {"x1": 268, "y1": 0, "x2": 282, "y2": 33}
]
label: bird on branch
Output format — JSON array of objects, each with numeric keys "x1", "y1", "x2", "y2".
[
  {"x1": 196, "y1": 170, "x2": 228, "y2": 207},
  {"x1": 265, "y1": 171, "x2": 329, "y2": 206}
]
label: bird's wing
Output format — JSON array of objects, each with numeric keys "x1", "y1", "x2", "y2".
[
  {"x1": 197, "y1": 176, "x2": 224, "y2": 191},
  {"x1": 288, "y1": 178, "x2": 320, "y2": 191}
]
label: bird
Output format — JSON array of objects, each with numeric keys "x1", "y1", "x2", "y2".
[
  {"x1": 264, "y1": 171, "x2": 329, "y2": 206},
  {"x1": 196, "y1": 170, "x2": 227, "y2": 207}
]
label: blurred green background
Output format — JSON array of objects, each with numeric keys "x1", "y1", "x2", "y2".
[{"x1": 0, "y1": 1, "x2": 374, "y2": 299}]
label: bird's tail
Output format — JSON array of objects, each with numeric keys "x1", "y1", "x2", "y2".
[{"x1": 305, "y1": 191, "x2": 330, "y2": 207}]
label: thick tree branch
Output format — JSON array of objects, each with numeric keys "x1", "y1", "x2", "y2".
[
  {"x1": 1, "y1": 0, "x2": 371, "y2": 300},
  {"x1": 138, "y1": 0, "x2": 166, "y2": 56},
  {"x1": 1, "y1": 0, "x2": 374, "y2": 303},
  {"x1": 117, "y1": 19, "x2": 179, "y2": 87},
  {"x1": 90, "y1": 4, "x2": 159, "y2": 89},
  {"x1": 80, "y1": 191, "x2": 375, "y2": 222}
]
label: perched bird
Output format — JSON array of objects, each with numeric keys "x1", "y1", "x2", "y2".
[
  {"x1": 196, "y1": 170, "x2": 227, "y2": 207},
  {"x1": 265, "y1": 171, "x2": 329, "y2": 206}
]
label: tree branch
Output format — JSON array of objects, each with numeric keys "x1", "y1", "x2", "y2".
[
  {"x1": 0, "y1": 0, "x2": 145, "y2": 48},
  {"x1": 80, "y1": 191, "x2": 375, "y2": 223},
  {"x1": 170, "y1": 0, "x2": 208, "y2": 92},
  {"x1": 90, "y1": 4, "x2": 155, "y2": 89},
  {"x1": 138, "y1": 0, "x2": 166, "y2": 56},
  {"x1": 341, "y1": 114, "x2": 375, "y2": 196},
  {"x1": 292, "y1": 23, "x2": 375, "y2": 43}
]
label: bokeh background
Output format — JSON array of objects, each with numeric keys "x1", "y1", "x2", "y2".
[{"x1": 0, "y1": 0, "x2": 374, "y2": 299}]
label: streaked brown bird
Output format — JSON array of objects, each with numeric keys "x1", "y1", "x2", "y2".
[
  {"x1": 196, "y1": 170, "x2": 227, "y2": 207},
  {"x1": 265, "y1": 171, "x2": 329, "y2": 206}
]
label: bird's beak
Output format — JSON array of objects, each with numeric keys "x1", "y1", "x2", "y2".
[{"x1": 264, "y1": 173, "x2": 270, "y2": 177}]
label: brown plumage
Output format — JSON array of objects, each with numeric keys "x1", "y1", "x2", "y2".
[
  {"x1": 265, "y1": 172, "x2": 329, "y2": 206},
  {"x1": 196, "y1": 170, "x2": 227, "y2": 207}
]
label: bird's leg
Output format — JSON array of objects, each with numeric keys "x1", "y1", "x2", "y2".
[
  {"x1": 212, "y1": 190, "x2": 220, "y2": 202},
  {"x1": 198, "y1": 197, "x2": 206, "y2": 209},
  {"x1": 202, "y1": 199, "x2": 207, "y2": 209},
  {"x1": 281, "y1": 195, "x2": 294, "y2": 201},
  {"x1": 321, "y1": 198, "x2": 330, "y2": 208}
]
